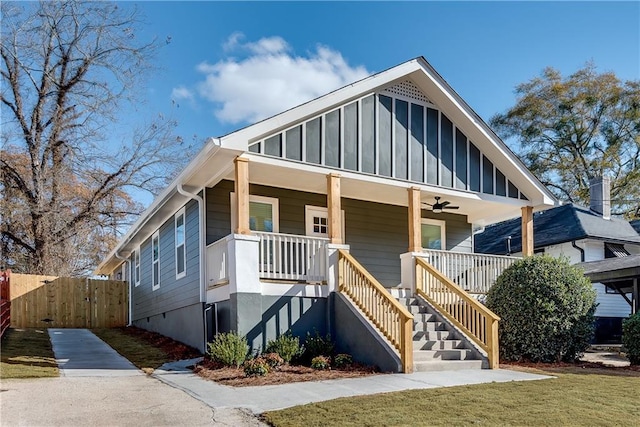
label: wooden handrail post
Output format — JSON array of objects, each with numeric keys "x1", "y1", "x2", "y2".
[
  {"x1": 488, "y1": 318, "x2": 500, "y2": 369},
  {"x1": 402, "y1": 316, "x2": 414, "y2": 373}
]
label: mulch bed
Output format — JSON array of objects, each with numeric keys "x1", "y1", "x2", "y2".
[
  {"x1": 193, "y1": 358, "x2": 382, "y2": 387},
  {"x1": 114, "y1": 326, "x2": 203, "y2": 360}
]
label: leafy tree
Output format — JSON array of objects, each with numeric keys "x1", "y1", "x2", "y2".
[
  {"x1": 491, "y1": 63, "x2": 640, "y2": 218},
  {"x1": 1, "y1": 1, "x2": 192, "y2": 275}
]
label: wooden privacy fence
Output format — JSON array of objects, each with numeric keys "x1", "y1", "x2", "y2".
[
  {"x1": 10, "y1": 273, "x2": 128, "y2": 328},
  {"x1": 1, "y1": 270, "x2": 10, "y2": 337}
]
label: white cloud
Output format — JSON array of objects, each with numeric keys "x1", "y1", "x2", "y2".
[
  {"x1": 171, "y1": 86, "x2": 194, "y2": 102},
  {"x1": 194, "y1": 34, "x2": 370, "y2": 125}
]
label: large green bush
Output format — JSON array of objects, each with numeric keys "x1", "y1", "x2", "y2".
[
  {"x1": 207, "y1": 332, "x2": 248, "y2": 368},
  {"x1": 486, "y1": 255, "x2": 596, "y2": 363},
  {"x1": 622, "y1": 312, "x2": 640, "y2": 365}
]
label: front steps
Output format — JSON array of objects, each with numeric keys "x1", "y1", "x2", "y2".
[{"x1": 397, "y1": 296, "x2": 486, "y2": 372}]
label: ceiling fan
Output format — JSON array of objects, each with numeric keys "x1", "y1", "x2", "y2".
[{"x1": 423, "y1": 196, "x2": 459, "y2": 214}]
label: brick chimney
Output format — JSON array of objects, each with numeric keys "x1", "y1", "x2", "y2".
[{"x1": 589, "y1": 176, "x2": 611, "y2": 220}]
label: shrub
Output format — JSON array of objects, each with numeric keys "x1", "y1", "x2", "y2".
[
  {"x1": 264, "y1": 333, "x2": 301, "y2": 364},
  {"x1": 622, "y1": 312, "x2": 640, "y2": 365},
  {"x1": 310, "y1": 355, "x2": 331, "y2": 370},
  {"x1": 485, "y1": 255, "x2": 596, "y2": 363},
  {"x1": 333, "y1": 353, "x2": 353, "y2": 369},
  {"x1": 262, "y1": 352, "x2": 284, "y2": 369},
  {"x1": 207, "y1": 332, "x2": 248, "y2": 368},
  {"x1": 243, "y1": 357, "x2": 270, "y2": 377},
  {"x1": 303, "y1": 330, "x2": 335, "y2": 361}
]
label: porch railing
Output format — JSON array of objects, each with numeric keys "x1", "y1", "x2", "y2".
[
  {"x1": 419, "y1": 249, "x2": 519, "y2": 294},
  {"x1": 338, "y1": 250, "x2": 413, "y2": 373},
  {"x1": 415, "y1": 257, "x2": 500, "y2": 369},
  {"x1": 206, "y1": 237, "x2": 229, "y2": 287},
  {"x1": 254, "y1": 232, "x2": 328, "y2": 282}
]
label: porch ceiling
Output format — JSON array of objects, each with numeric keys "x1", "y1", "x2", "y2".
[{"x1": 242, "y1": 153, "x2": 533, "y2": 226}]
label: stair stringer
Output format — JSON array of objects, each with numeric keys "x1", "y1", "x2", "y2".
[
  {"x1": 413, "y1": 293, "x2": 490, "y2": 369},
  {"x1": 333, "y1": 292, "x2": 403, "y2": 373}
]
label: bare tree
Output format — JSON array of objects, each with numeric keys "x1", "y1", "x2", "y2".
[{"x1": 1, "y1": 1, "x2": 193, "y2": 275}]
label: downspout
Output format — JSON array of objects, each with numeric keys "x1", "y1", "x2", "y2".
[
  {"x1": 571, "y1": 241, "x2": 585, "y2": 262},
  {"x1": 177, "y1": 184, "x2": 207, "y2": 350},
  {"x1": 114, "y1": 251, "x2": 132, "y2": 326}
]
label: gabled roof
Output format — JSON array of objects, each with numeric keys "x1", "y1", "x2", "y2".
[
  {"x1": 474, "y1": 203, "x2": 640, "y2": 255},
  {"x1": 97, "y1": 56, "x2": 557, "y2": 275}
]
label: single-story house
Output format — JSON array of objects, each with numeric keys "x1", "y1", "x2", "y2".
[
  {"x1": 96, "y1": 57, "x2": 556, "y2": 372},
  {"x1": 474, "y1": 177, "x2": 640, "y2": 343}
]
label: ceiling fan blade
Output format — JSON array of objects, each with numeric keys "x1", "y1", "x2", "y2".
[
  {"x1": 443, "y1": 205, "x2": 459, "y2": 210},
  {"x1": 422, "y1": 203, "x2": 434, "y2": 207},
  {"x1": 440, "y1": 201, "x2": 451, "y2": 207}
]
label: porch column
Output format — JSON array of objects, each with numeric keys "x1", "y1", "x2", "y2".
[
  {"x1": 408, "y1": 187, "x2": 422, "y2": 252},
  {"x1": 234, "y1": 157, "x2": 250, "y2": 234},
  {"x1": 327, "y1": 173, "x2": 343, "y2": 244},
  {"x1": 521, "y1": 206, "x2": 534, "y2": 256}
]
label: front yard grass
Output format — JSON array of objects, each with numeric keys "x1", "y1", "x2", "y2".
[
  {"x1": 262, "y1": 366, "x2": 639, "y2": 426},
  {"x1": 0, "y1": 328, "x2": 58, "y2": 379},
  {"x1": 93, "y1": 326, "x2": 201, "y2": 374}
]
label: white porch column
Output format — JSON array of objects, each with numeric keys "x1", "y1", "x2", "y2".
[
  {"x1": 401, "y1": 252, "x2": 422, "y2": 294},
  {"x1": 226, "y1": 233, "x2": 261, "y2": 295},
  {"x1": 326, "y1": 243, "x2": 350, "y2": 293}
]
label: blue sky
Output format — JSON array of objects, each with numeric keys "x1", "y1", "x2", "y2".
[{"x1": 129, "y1": 1, "x2": 639, "y2": 154}]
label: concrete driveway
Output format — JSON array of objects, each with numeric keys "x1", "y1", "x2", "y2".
[{"x1": 0, "y1": 329, "x2": 264, "y2": 426}]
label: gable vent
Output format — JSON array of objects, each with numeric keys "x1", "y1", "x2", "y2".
[{"x1": 382, "y1": 80, "x2": 432, "y2": 104}]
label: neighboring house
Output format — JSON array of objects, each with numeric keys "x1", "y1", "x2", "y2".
[
  {"x1": 474, "y1": 177, "x2": 640, "y2": 343},
  {"x1": 96, "y1": 57, "x2": 555, "y2": 372}
]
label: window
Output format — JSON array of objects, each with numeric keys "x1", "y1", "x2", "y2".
[
  {"x1": 152, "y1": 231, "x2": 160, "y2": 290},
  {"x1": 133, "y1": 248, "x2": 140, "y2": 287},
  {"x1": 305, "y1": 205, "x2": 345, "y2": 238},
  {"x1": 175, "y1": 208, "x2": 186, "y2": 279},
  {"x1": 231, "y1": 194, "x2": 279, "y2": 233},
  {"x1": 421, "y1": 218, "x2": 446, "y2": 250}
]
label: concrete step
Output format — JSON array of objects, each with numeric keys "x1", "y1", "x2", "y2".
[
  {"x1": 413, "y1": 321, "x2": 448, "y2": 332},
  {"x1": 413, "y1": 330, "x2": 456, "y2": 341},
  {"x1": 413, "y1": 349, "x2": 478, "y2": 361},
  {"x1": 413, "y1": 359, "x2": 484, "y2": 372},
  {"x1": 412, "y1": 313, "x2": 438, "y2": 322},
  {"x1": 413, "y1": 339, "x2": 466, "y2": 350}
]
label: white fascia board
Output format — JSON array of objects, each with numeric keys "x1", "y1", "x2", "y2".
[
  {"x1": 219, "y1": 60, "x2": 423, "y2": 150},
  {"x1": 414, "y1": 57, "x2": 557, "y2": 207},
  {"x1": 95, "y1": 138, "x2": 228, "y2": 275}
]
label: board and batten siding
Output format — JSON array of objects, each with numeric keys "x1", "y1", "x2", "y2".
[
  {"x1": 205, "y1": 180, "x2": 471, "y2": 287},
  {"x1": 132, "y1": 199, "x2": 200, "y2": 320}
]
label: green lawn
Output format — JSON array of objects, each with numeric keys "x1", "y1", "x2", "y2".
[
  {"x1": 263, "y1": 367, "x2": 639, "y2": 426},
  {"x1": 92, "y1": 328, "x2": 178, "y2": 374},
  {"x1": 0, "y1": 328, "x2": 59, "y2": 379}
]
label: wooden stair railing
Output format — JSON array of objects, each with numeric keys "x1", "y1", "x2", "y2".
[
  {"x1": 338, "y1": 250, "x2": 414, "y2": 373},
  {"x1": 415, "y1": 257, "x2": 501, "y2": 369}
]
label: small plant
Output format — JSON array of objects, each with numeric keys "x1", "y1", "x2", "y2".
[
  {"x1": 333, "y1": 353, "x2": 353, "y2": 369},
  {"x1": 265, "y1": 333, "x2": 301, "y2": 364},
  {"x1": 243, "y1": 357, "x2": 270, "y2": 377},
  {"x1": 207, "y1": 332, "x2": 248, "y2": 368},
  {"x1": 310, "y1": 355, "x2": 331, "y2": 370},
  {"x1": 303, "y1": 330, "x2": 335, "y2": 361},
  {"x1": 622, "y1": 312, "x2": 640, "y2": 365},
  {"x1": 262, "y1": 352, "x2": 284, "y2": 369}
]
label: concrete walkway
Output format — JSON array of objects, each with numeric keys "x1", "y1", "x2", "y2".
[
  {"x1": 153, "y1": 359, "x2": 554, "y2": 414},
  {"x1": 49, "y1": 328, "x2": 142, "y2": 377}
]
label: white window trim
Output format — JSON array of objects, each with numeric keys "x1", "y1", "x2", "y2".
[
  {"x1": 421, "y1": 218, "x2": 446, "y2": 250},
  {"x1": 134, "y1": 247, "x2": 141, "y2": 287},
  {"x1": 175, "y1": 207, "x2": 186, "y2": 280},
  {"x1": 304, "y1": 205, "x2": 345, "y2": 239},
  {"x1": 230, "y1": 193, "x2": 279, "y2": 233},
  {"x1": 152, "y1": 231, "x2": 160, "y2": 291}
]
